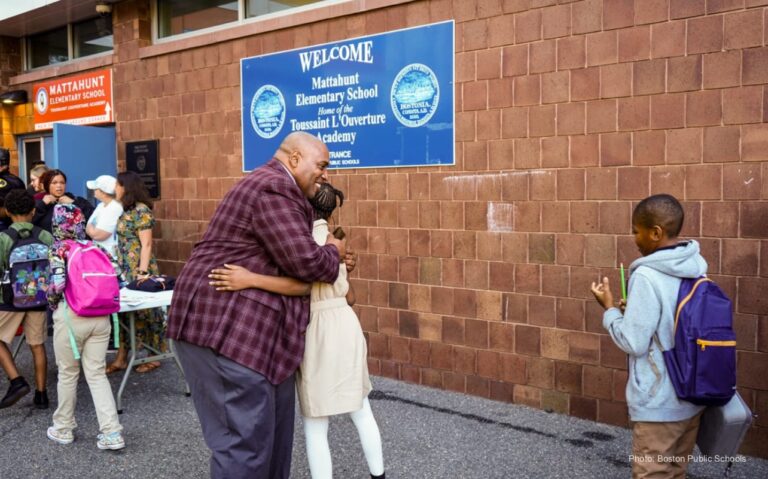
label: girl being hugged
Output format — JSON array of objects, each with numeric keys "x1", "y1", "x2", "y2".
[
  {"x1": 210, "y1": 183, "x2": 385, "y2": 479},
  {"x1": 45, "y1": 204, "x2": 125, "y2": 450}
]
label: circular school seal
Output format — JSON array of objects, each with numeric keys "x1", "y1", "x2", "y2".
[
  {"x1": 250, "y1": 85, "x2": 286, "y2": 139},
  {"x1": 35, "y1": 88, "x2": 49, "y2": 115},
  {"x1": 390, "y1": 63, "x2": 440, "y2": 128}
]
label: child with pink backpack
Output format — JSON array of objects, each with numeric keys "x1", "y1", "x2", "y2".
[{"x1": 45, "y1": 204, "x2": 125, "y2": 450}]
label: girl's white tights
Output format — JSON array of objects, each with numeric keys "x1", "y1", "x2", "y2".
[{"x1": 303, "y1": 397, "x2": 384, "y2": 478}]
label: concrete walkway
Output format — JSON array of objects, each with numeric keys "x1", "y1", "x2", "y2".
[{"x1": 0, "y1": 343, "x2": 766, "y2": 478}]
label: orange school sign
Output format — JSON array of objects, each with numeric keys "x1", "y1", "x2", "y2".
[{"x1": 33, "y1": 69, "x2": 113, "y2": 130}]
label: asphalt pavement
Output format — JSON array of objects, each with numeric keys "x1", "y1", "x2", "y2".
[{"x1": 1, "y1": 341, "x2": 766, "y2": 479}]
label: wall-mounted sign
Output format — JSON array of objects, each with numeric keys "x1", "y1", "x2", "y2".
[
  {"x1": 33, "y1": 69, "x2": 113, "y2": 131},
  {"x1": 241, "y1": 20, "x2": 454, "y2": 171},
  {"x1": 126, "y1": 140, "x2": 160, "y2": 199}
]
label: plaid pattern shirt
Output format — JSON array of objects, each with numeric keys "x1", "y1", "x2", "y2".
[{"x1": 166, "y1": 159, "x2": 340, "y2": 384}]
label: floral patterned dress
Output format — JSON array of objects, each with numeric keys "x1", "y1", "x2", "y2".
[{"x1": 116, "y1": 203, "x2": 165, "y2": 351}]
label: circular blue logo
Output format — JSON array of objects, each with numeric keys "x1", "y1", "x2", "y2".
[
  {"x1": 390, "y1": 63, "x2": 440, "y2": 128},
  {"x1": 35, "y1": 87, "x2": 49, "y2": 115},
  {"x1": 250, "y1": 85, "x2": 285, "y2": 139}
]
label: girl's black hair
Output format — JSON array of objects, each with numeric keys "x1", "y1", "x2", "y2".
[
  {"x1": 309, "y1": 183, "x2": 344, "y2": 220},
  {"x1": 117, "y1": 171, "x2": 153, "y2": 210}
]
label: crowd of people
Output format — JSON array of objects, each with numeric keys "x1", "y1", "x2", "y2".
[
  {"x1": 0, "y1": 132, "x2": 722, "y2": 479},
  {"x1": 0, "y1": 148, "x2": 163, "y2": 451}
]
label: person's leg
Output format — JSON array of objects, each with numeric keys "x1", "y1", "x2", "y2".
[
  {"x1": 175, "y1": 340, "x2": 282, "y2": 479},
  {"x1": 269, "y1": 374, "x2": 296, "y2": 479},
  {"x1": 22, "y1": 311, "x2": 48, "y2": 407},
  {"x1": 105, "y1": 346, "x2": 128, "y2": 373},
  {"x1": 0, "y1": 312, "x2": 29, "y2": 408},
  {"x1": 50, "y1": 307, "x2": 81, "y2": 435},
  {"x1": 29, "y1": 344, "x2": 46, "y2": 390},
  {"x1": 631, "y1": 417, "x2": 699, "y2": 479},
  {"x1": 0, "y1": 341, "x2": 20, "y2": 379},
  {"x1": 79, "y1": 315, "x2": 122, "y2": 437},
  {"x1": 0, "y1": 311, "x2": 23, "y2": 378},
  {"x1": 669, "y1": 412, "x2": 703, "y2": 479},
  {"x1": 349, "y1": 397, "x2": 385, "y2": 477},
  {"x1": 303, "y1": 416, "x2": 332, "y2": 479}
]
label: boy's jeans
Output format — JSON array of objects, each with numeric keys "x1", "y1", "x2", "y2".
[
  {"x1": 51, "y1": 302, "x2": 122, "y2": 435},
  {"x1": 630, "y1": 412, "x2": 702, "y2": 479}
]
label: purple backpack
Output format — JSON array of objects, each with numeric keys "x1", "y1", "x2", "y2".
[{"x1": 661, "y1": 277, "x2": 736, "y2": 407}]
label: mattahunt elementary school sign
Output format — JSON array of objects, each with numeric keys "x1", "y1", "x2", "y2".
[{"x1": 241, "y1": 21, "x2": 454, "y2": 170}]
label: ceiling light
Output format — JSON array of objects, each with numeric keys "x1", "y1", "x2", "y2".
[{"x1": 0, "y1": 90, "x2": 28, "y2": 105}]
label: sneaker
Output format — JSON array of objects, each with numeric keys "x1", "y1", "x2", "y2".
[
  {"x1": 0, "y1": 377, "x2": 30, "y2": 409},
  {"x1": 34, "y1": 390, "x2": 49, "y2": 409},
  {"x1": 97, "y1": 431, "x2": 125, "y2": 450},
  {"x1": 47, "y1": 426, "x2": 74, "y2": 445}
]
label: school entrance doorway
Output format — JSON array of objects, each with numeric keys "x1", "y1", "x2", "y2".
[{"x1": 17, "y1": 124, "x2": 116, "y2": 199}]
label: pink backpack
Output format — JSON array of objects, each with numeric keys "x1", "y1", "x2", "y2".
[{"x1": 63, "y1": 240, "x2": 120, "y2": 316}]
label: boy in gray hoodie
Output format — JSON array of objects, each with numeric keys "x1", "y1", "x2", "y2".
[{"x1": 591, "y1": 194, "x2": 707, "y2": 479}]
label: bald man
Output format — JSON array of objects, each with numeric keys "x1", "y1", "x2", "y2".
[{"x1": 167, "y1": 132, "x2": 346, "y2": 479}]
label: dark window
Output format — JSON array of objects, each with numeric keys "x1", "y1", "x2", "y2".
[
  {"x1": 158, "y1": 0, "x2": 239, "y2": 38},
  {"x1": 27, "y1": 27, "x2": 68, "y2": 69},
  {"x1": 73, "y1": 16, "x2": 114, "y2": 58},
  {"x1": 246, "y1": 0, "x2": 324, "y2": 18}
]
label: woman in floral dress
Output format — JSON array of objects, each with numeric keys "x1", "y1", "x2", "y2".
[{"x1": 106, "y1": 172, "x2": 165, "y2": 374}]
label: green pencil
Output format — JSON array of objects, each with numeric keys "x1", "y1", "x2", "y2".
[{"x1": 620, "y1": 263, "x2": 627, "y2": 301}]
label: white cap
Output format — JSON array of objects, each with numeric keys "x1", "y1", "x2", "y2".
[{"x1": 86, "y1": 175, "x2": 117, "y2": 195}]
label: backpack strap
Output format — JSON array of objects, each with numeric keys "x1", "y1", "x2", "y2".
[
  {"x1": 2, "y1": 227, "x2": 19, "y2": 245},
  {"x1": 29, "y1": 226, "x2": 44, "y2": 241},
  {"x1": 2, "y1": 228, "x2": 22, "y2": 267},
  {"x1": 673, "y1": 277, "x2": 712, "y2": 333},
  {"x1": 63, "y1": 304, "x2": 81, "y2": 361},
  {"x1": 654, "y1": 276, "x2": 714, "y2": 352}
]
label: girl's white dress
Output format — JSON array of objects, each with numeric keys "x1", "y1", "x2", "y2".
[{"x1": 296, "y1": 219, "x2": 372, "y2": 418}]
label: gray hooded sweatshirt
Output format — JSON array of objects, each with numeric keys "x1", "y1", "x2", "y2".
[{"x1": 603, "y1": 240, "x2": 707, "y2": 422}]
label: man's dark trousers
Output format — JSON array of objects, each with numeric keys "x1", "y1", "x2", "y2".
[{"x1": 175, "y1": 340, "x2": 295, "y2": 479}]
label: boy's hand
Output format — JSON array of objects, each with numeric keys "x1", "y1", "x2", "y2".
[
  {"x1": 619, "y1": 298, "x2": 626, "y2": 314},
  {"x1": 590, "y1": 277, "x2": 615, "y2": 310}
]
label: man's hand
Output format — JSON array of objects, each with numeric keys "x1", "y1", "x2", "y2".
[
  {"x1": 325, "y1": 234, "x2": 346, "y2": 259},
  {"x1": 209, "y1": 264, "x2": 253, "y2": 291},
  {"x1": 344, "y1": 250, "x2": 357, "y2": 273},
  {"x1": 590, "y1": 277, "x2": 615, "y2": 310}
]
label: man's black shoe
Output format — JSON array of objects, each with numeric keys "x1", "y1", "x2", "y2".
[
  {"x1": 0, "y1": 377, "x2": 30, "y2": 408},
  {"x1": 33, "y1": 389, "x2": 49, "y2": 409}
]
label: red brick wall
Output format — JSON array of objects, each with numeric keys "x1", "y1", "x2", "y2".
[{"x1": 109, "y1": 0, "x2": 768, "y2": 457}]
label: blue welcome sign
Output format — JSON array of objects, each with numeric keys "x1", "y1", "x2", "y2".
[{"x1": 241, "y1": 21, "x2": 454, "y2": 170}]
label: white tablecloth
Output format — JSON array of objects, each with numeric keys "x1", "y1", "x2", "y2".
[{"x1": 119, "y1": 288, "x2": 173, "y2": 313}]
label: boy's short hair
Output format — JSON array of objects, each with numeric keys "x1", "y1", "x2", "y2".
[
  {"x1": 4, "y1": 189, "x2": 35, "y2": 216},
  {"x1": 633, "y1": 194, "x2": 685, "y2": 238}
]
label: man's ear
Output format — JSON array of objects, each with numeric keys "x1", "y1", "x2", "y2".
[{"x1": 288, "y1": 150, "x2": 302, "y2": 169}]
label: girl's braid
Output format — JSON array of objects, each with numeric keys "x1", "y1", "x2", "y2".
[{"x1": 310, "y1": 183, "x2": 344, "y2": 220}]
